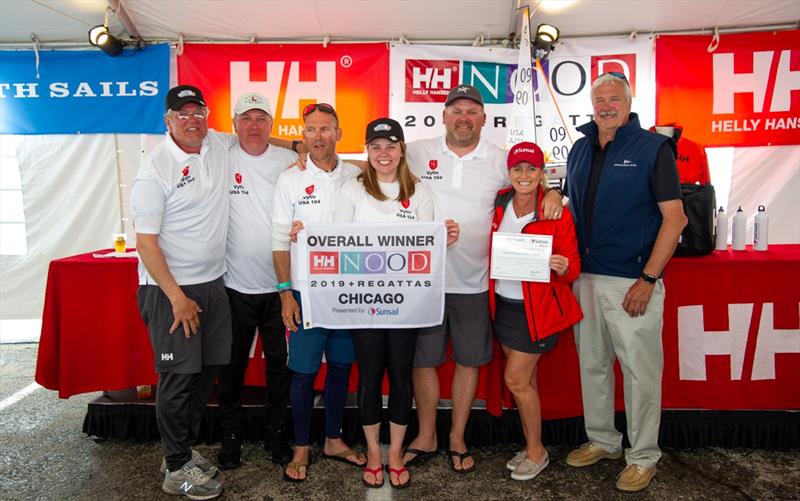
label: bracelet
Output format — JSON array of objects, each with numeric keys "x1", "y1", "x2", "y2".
[
  {"x1": 276, "y1": 281, "x2": 292, "y2": 291},
  {"x1": 291, "y1": 140, "x2": 302, "y2": 153}
]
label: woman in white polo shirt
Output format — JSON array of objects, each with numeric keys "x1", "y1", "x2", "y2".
[{"x1": 335, "y1": 118, "x2": 458, "y2": 489}]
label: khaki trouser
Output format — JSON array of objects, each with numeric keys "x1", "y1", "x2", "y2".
[{"x1": 574, "y1": 273, "x2": 664, "y2": 468}]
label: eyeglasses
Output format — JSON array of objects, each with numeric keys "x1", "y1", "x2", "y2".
[
  {"x1": 600, "y1": 71, "x2": 628, "y2": 83},
  {"x1": 173, "y1": 109, "x2": 208, "y2": 121},
  {"x1": 302, "y1": 103, "x2": 338, "y2": 120}
]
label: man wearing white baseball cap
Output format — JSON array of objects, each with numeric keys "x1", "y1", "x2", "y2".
[{"x1": 217, "y1": 92, "x2": 299, "y2": 470}]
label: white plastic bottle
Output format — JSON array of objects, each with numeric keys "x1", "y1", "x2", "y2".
[
  {"x1": 753, "y1": 205, "x2": 769, "y2": 251},
  {"x1": 715, "y1": 206, "x2": 728, "y2": 251},
  {"x1": 731, "y1": 206, "x2": 746, "y2": 251}
]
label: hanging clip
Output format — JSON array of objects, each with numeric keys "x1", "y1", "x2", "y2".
[
  {"x1": 31, "y1": 33, "x2": 40, "y2": 79},
  {"x1": 176, "y1": 33, "x2": 184, "y2": 56},
  {"x1": 706, "y1": 26, "x2": 720, "y2": 53}
]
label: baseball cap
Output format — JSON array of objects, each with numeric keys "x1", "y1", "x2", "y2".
[
  {"x1": 445, "y1": 84, "x2": 484, "y2": 107},
  {"x1": 165, "y1": 85, "x2": 206, "y2": 111},
  {"x1": 365, "y1": 118, "x2": 405, "y2": 143},
  {"x1": 507, "y1": 142, "x2": 545, "y2": 169},
  {"x1": 234, "y1": 92, "x2": 272, "y2": 116}
]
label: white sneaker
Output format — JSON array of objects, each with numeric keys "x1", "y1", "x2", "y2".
[
  {"x1": 162, "y1": 461, "x2": 223, "y2": 500},
  {"x1": 510, "y1": 452, "x2": 549, "y2": 481},
  {"x1": 506, "y1": 450, "x2": 527, "y2": 471}
]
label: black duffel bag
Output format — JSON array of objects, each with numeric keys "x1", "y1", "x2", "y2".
[{"x1": 675, "y1": 183, "x2": 716, "y2": 256}]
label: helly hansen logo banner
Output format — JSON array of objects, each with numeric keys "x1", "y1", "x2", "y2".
[
  {"x1": 0, "y1": 44, "x2": 169, "y2": 134},
  {"x1": 295, "y1": 222, "x2": 446, "y2": 329},
  {"x1": 177, "y1": 43, "x2": 388, "y2": 153},
  {"x1": 656, "y1": 30, "x2": 800, "y2": 147}
]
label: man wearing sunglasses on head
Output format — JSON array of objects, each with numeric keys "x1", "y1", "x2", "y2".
[
  {"x1": 271, "y1": 102, "x2": 367, "y2": 482},
  {"x1": 132, "y1": 85, "x2": 238, "y2": 500},
  {"x1": 562, "y1": 72, "x2": 686, "y2": 492}
]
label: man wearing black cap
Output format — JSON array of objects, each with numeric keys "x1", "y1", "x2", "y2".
[
  {"x1": 132, "y1": 84, "x2": 236, "y2": 499},
  {"x1": 402, "y1": 84, "x2": 563, "y2": 473}
]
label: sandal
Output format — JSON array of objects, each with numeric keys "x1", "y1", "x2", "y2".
[
  {"x1": 448, "y1": 450, "x2": 476, "y2": 474},
  {"x1": 386, "y1": 464, "x2": 411, "y2": 489},
  {"x1": 321, "y1": 448, "x2": 366, "y2": 467},
  {"x1": 361, "y1": 465, "x2": 384, "y2": 488},
  {"x1": 283, "y1": 458, "x2": 310, "y2": 483},
  {"x1": 403, "y1": 447, "x2": 438, "y2": 467}
]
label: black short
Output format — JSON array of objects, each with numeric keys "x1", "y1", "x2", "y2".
[
  {"x1": 137, "y1": 277, "x2": 232, "y2": 373},
  {"x1": 492, "y1": 295, "x2": 558, "y2": 354}
]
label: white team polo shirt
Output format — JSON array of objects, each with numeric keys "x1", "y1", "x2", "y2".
[
  {"x1": 335, "y1": 179, "x2": 435, "y2": 223},
  {"x1": 272, "y1": 157, "x2": 361, "y2": 285},
  {"x1": 132, "y1": 130, "x2": 235, "y2": 286},
  {"x1": 407, "y1": 135, "x2": 509, "y2": 293},
  {"x1": 224, "y1": 145, "x2": 298, "y2": 294}
]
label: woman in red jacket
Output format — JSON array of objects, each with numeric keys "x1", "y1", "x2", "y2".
[{"x1": 489, "y1": 141, "x2": 583, "y2": 481}]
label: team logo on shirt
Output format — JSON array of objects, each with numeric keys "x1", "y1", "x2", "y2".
[
  {"x1": 176, "y1": 165, "x2": 195, "y2": 189},
  {"x1": 396, "y1": 199, "x2": 416, "y2": 220},
  {"x1": 230, "y1": 171, "x2": 249, "y2": 195},
  {"x1": 299, "y1": 184, "x2": 320, "y2": 206},
  {"x1": 421, "y1": 159, "x2": 443, "y2": 181}
]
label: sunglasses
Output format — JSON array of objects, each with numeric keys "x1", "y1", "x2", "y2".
[
  {"x1": 302, "y1": 103, "x2": 338, "y2": 120},
  {"x1": 600, "y1": 71, "x2": 628, "y2": 83}
]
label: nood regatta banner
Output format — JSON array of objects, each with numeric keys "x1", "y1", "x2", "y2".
[
  {"x1": 178, "y1": 43, "x2": 389, "y2": 153},
  {"x1": 390, "y1": 37, "x2": 655, "y2": 163},
  {"x1": 295, "y1": 222, "x2": 446, "y2": 329},
  {"x1": 657, "y1": 30, "x2": 800, "y2": 147}
]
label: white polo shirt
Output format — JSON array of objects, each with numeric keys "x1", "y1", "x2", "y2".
[
  {"x1": 407, "y1": 135, "x2": 509, "y2": 293},
  {"x1": 272, "y1": 157, "x2": 361, "y2": 285},
  {"x1": 224, "y1": 145, "x2": 298, "y2": 294},
  {"x1": 335, "y1": 179, "x2": 435, "y2": 223},
  {"x1": 132, "y1": 129, "x2": 235, "y2": 286}
]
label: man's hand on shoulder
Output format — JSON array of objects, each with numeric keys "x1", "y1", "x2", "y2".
[{"x1": 541, "y1": 187, "x2": 564, "y2": 220}]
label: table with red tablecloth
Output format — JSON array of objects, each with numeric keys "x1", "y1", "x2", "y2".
[{"x1": 36, "y1": 246, "x2": 800, "y2": 416}]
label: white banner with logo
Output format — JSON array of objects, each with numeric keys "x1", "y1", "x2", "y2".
[
  {"x1": 296, "y1": 222, "x2": 446, "y2": 329},
  {"x1": 389, "y1": 37, "x2": 655, "y2": 165}
]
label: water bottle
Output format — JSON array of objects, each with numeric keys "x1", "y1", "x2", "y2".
[
  {"x1": 753, "y1": 205, "x2": 769, "y2": 251},
  {"x1": 731, "y1": 206, "x2": 746, "y2": 250},
  {"x1": 714, "y1": 206, "x2": 728, "y2": 251}
]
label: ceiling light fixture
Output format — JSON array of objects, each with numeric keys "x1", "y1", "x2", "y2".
[
  {"x1": 88, "y1": 7, "x2": 123, "y2": 57},
  {"x1": 533, "y1": 23, "x2": 560, "y2": 59}
]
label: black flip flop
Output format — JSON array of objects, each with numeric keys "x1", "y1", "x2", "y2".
[
  {"x1": 403, "y1": 447, "x2": 438, "y2": 467},
  {"x1": 448, "y1": 450, "x2": 476, "y2": 474}
]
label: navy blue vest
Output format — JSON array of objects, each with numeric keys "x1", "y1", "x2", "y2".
[{"x1": 567, "y1": 113, "x2": 669, "y2": 278}]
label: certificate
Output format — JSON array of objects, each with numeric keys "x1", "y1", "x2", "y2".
[{"x1": 490, "y1": 232, "x2": 553, "y2": 283}]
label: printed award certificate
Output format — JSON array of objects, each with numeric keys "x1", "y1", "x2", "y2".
[{"x1": 490, "y1": 232, "x2": 553, "y2": 282}]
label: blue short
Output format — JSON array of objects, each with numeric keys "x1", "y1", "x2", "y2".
[{"x1": 287, "y1": 292, "x2": 355, "y2": 374}]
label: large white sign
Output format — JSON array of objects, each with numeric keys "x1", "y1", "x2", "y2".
[
  {"x1": 295, "y1": 222, "x2": 446, "y2": 329},
  {"x1": 389, "y1": 37, "x2": 655, "y2": 164}
]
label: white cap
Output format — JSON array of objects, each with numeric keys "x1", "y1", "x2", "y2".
[{"x1": 234, "y1": 92, "x2": 272, "y2": 116}]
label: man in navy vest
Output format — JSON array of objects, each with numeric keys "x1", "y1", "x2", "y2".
[{"x1": 563, "y1": 72, "x2": 687, "y2": 492}]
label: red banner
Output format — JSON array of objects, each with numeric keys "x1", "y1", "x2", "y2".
[
  {"x1": 177, "y1": 44, "x2": 389, "y2": 153},
  {"x1": 656, "y1": 31, "x2": 800, "y2": 147}
]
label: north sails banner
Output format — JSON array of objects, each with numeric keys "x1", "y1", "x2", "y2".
[
  {"x1": 0, "y1": 44, "x2": 169, "y2": 134},
  {"x1": 295, "y1": 222, "x2": 446, "y2": 329}
]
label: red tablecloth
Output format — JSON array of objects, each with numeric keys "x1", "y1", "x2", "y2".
[{"x1": 36, "y1": 246, "x2": 800, "y2": 416}]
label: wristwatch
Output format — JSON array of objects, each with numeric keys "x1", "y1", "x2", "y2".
[
  {"x1": 640, "y1": 272, "x2": 658, "y2": 284},
  {"x1": 291, "y1": 139, "x2": 302, "y2": 153},
  {"x1": 548, "y1": 186, "x2": 565, "y2": 197}
]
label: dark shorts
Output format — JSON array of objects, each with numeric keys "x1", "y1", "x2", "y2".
[
  {"x1": 137, "y1": 277, "x2": 232, "y2": 374},
  {"x1": 493, "y1": 295, "x2": 558, "y2": 354},
  {"x1": 413, "y1": 292, "x2": 493, "y2": 368}
]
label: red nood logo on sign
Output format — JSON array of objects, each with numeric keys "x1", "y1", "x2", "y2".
[{"x1": 591, "y1": 54, "x2": 637, "y2": 96}]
